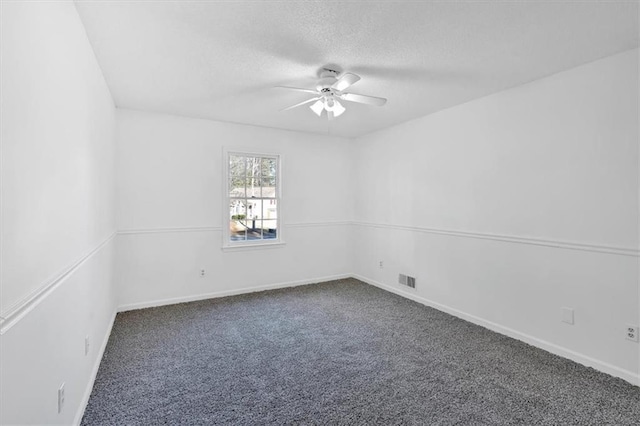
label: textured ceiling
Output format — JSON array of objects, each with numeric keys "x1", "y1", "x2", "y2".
[{"x1": 74, "y1": 1, "x2": 639, "y2": 138}]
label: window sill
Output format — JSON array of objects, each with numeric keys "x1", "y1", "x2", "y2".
[{"x1": 221, "y1": 241, "x2": 286, "y2": 252}]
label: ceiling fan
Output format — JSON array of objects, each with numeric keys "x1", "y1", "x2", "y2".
[{"x1": 277, "y1": 68, "x2": 387, "y2": 120}]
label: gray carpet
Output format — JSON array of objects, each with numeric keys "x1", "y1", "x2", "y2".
[{"x1": 82, "y1": 278, "x2": 640, "y2": 425}]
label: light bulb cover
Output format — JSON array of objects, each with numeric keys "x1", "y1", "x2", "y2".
[
  {"x1": 309, "y1": 100, "x2": 324, "y2": 116},
  {"x1": 331, "y1": 99, "x2": 345, "y2": 117}
]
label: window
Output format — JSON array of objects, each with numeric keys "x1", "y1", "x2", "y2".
[{"x1": 224, "y1": 151, "x2": 280, "y2": 247}]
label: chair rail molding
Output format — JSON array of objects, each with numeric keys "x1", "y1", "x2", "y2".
[
  {"x1": 0, "y1": 232, "x2": 117, "y2": 334},
  {"x1": 352, "y1": 221, "x2": 639, "y2": 257}
]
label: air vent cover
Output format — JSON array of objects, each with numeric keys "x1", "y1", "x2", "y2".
[
  {"x1": 406, "y1": 276, "x2": 416, "y2": 288},
  {"x1": 399, "y1": 274, "x2": 416, "y2": 288}
]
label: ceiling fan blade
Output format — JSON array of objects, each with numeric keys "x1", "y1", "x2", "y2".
[
  {"x1": 331, "y1": 73, "x2": 360, "y2": 91},
  {"x1": 274, "y1": 86, "x2": 318, "y2": 94},
  {"x1": 280, "y1": 97, "x2": 321, "y2": 111},
  {"x1": 339, "y1": 92, "x2": 387, "y2": 106}
]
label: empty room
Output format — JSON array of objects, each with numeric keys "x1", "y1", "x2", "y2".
[{"x1": 1, "y1": 0, "x2": 639, "y2": 424}]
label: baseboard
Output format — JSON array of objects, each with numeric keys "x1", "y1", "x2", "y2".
[
  {"x1": 117, "y1": 274, "x2": 352, "y2": 312},
  {"x1": 72, "y1": 275, "x2": 348, "y2": 424},
  {"x1": 73, "y1": 308, "x2": 118, "y2": 426},
  {"x1": 77, "y1": 272, "x2": 638, "y2": 425},
  {"x1": 353, "y1": 274, "x2": 640, "y2": 387}
]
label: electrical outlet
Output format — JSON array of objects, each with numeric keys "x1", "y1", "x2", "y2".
[
  {"x1": 379, "y1": 261, "x2": 384, "y2": 269},
  {"x1": 200, "y1": 269, "x2": 205, "y2": 277},
  {"x1": 625, "y1": 325, "x2": 639, "y2": 342},
  {"x1": 85, "y1": 335, "x2": 90, "y2": 356},
  {"x1": 58, "y1": 383, "x2": 65, "y2": 413},
  {"x1": 561, "y1": 307, "x2": 574, "y2": 325}
]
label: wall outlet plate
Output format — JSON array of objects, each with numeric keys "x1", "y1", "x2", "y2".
[
  {"x1": 58, "y1": 383, "x2": 65, "y2": 413},
  {"x1": 625, "y1": 324, "x2": 639, "y2": 342},
  {"x1": 561, "y1": 307, "x2": 574, "y2": 325}
]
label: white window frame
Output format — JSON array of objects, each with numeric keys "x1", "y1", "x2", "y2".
[{"x1": 222, "y1": 147, "x2": 284, "y2": 250}]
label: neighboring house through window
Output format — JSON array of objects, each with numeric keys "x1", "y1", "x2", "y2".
[{"x1": 224, "y1": 150, "x2": 280, "y2": 247}]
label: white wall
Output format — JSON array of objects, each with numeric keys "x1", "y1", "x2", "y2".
[
  {"x1": 0, "y1": 2, "x2": 117, "y2": 424},
  {"x1": 352, "y1": 49, "x2": 639, "y2": 383},
  {"x1": 1, "y1": 6, "x2": 637, "y2": 425},
  {"x1": 115, "y1": 110, "x2": 353, "y2": 309}
]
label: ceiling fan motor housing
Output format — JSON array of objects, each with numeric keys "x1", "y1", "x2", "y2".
[
  {"x1": 316, "y1": 67, "x2": 341, "y2": 91},
  {"x1": 316, "y1": 77, "x2": 337, "y2": 91}
]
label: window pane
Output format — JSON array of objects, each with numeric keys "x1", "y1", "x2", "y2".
[
  {"x1": 230, "y1": 199, "x2": 248, "y2": 242},
  {"x1": 245, "y1": 177, "x2": 260, "y2": 191},
  {"x1": 246, "y1": 199, "x2": 263, "y2": 221},
  {"x1": 229, "y1": 213, "x2": 247, "y2": 241},
  {"x1": 262, "y1": 220, "x2": 277, "y2": 239},
  {"x1": 246, "y1": 217, "x2": 262, "y2": 240},
  {"x1": 229, "y1": 155, "x2": 245, "y2": 176},
  {"x1": 261, "y1": 177, "x2": 276, "y2": 192},
  {"x1": 230, "y1": 199, "x2": 247, "y2": 216},
  {"x1": 262, "y1": 199, "x2": 278, "y2": 219},
  {"x1": 246, "y1": 186, "x2": 261, "y2": 198},
  {"x1": 246, "y1": 157, "x2": 261, "y2": 180},
  {"x1": 259, "y1": 184, "x2": 275, "y2": 199},
  {"x1": 229, "y1": 177, "x2": 245, "y2": 198},
  {"x1": 229, "y1": 174, "x2": 246, "y2": 187},
  {"x1": 261, "y1": 158, "x2": 277, "y2": 177}
]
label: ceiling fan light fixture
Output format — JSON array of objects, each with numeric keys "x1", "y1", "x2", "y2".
[
  {"x1": 310, "y1": 100, "x2": 324, "y2": 116},
  {"x1": 280, "y1": 68, "x2": 386, "y2": 120},
  {"x1": 328, "y1": 99, "x2": 345, "y2": 117}
]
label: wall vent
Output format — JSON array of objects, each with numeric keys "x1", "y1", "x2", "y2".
[
  {"x1": 398, "y1": 274, "x2": 416, "y2": 288},
  {"x1": 406, "y1": 276, "x2": 416, "y2": 288}
]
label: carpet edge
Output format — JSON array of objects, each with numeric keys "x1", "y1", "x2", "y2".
[
  {"x1": 116, "y1": 273, "x2": 352, "y2": 312},
  {"x1": 353, "y1": 273, "x2": 640, "y2": 387}
]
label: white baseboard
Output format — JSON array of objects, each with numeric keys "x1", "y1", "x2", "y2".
[
  {"x1": 71, "y1": 275, "x2": 348, "y2": 425},
  {"x1": 73, "y1": 308, "x2": 118, "y2": 426},
  {"x1": 117, "y1": 274, "x2": 352, "y2": 312},
  {"x1": 74, "y1": 272, "x2": 637, "y2": 426},
  {"x1": 353, "y1": 274, "x2": 640, "y2": 387}
]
